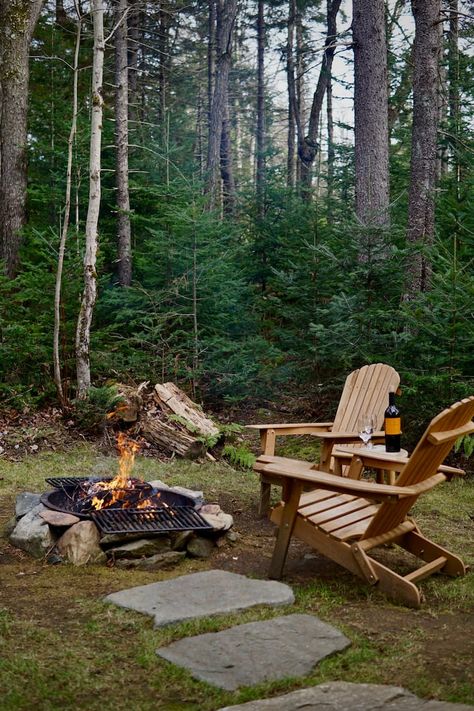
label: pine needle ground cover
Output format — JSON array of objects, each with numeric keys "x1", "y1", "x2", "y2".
[{"x1": 0, "y1": 445, "x2": 473, "y2": 710}]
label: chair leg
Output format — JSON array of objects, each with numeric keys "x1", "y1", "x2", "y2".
[
  {"x1": 284, "y1": 515, "x2": 423, "y2": 607},
  {"x1": 401, "y1": 530, "x2": 467, "y2": 577},
  {"x1": 268, "y1": 480, "x2": 303, "y2": 580},
  {"x1": 258, "y1": 480, "x2": 271, "y2": 517}
]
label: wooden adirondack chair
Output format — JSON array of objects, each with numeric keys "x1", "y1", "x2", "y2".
[
  {"x1": 249, "y1": 363, "x2": 400, "y2": 514},
  {"x1": 260, "y1": 396, "x2": 474, "y2": 607}
]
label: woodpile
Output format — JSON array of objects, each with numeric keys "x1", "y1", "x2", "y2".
[{"x1": 110, "y1": 382, "x2": 221, "y2": 459}]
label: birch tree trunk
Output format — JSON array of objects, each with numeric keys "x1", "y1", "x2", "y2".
[
  {"x1": 353, "y1": 0, "x2": 390, "y2": 227},
  {"x1": 115, "y1": 0, "x2": 132, "y2": 286},
  {"x1": 205, "y1": 0, "x2": 237, "y2": 209},
  {"x1": 53, "y1": 13, "x2": 81, "y2": 407},
  {"x1": 75, "y1": 0, "x2": 105, "y2": 398},
  {"x1": 0, "y1": 0, "x2": 44, "y2": 278},
  {"x1": 405, "y1": 0, "x2": 441, "y2": 297}
]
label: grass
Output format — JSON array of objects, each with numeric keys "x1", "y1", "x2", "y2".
[{"x1": 0, "y1": 443, "x2": 473, "y2": 710}]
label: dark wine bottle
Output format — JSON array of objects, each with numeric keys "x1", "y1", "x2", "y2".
[{"x1": 384, "y1": 392, "x2": 401, "y2": 452}]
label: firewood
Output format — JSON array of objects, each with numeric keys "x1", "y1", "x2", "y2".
[
  {"x1": 139, "y1": 415, "x2": 205, "y2": 459},
  {"x1": 154, "y1": 382, "x2": 219, "y2": 437}
]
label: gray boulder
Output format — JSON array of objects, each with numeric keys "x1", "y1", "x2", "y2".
[
  {"x1": 57, "y1": 521, "x2": 106, "y2": 565},
  {"x1": 115, "y1": 551, "x2": 185, "y2": 570},
  {"x1": 15, "y1": 492, "x2": 42, "y2": 519},
  {"x1": 186, "y1": 536, "x2": 215, "y2": 558},
  {"x1": 107, "y1": 537, "x2": 172, "y2": 559},
  {"x1": 9, "y1": 504, "x2": 56, "y2": 558}
]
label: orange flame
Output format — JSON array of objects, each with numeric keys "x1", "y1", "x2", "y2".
[
  {"x1": 115, "y1": 432, "x2": 141, "y2": 487},
  {"x1": 90, "y1": 433, "x2": 142, "y2": 510}
]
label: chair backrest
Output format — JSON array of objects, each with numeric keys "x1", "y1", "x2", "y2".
[
  {"x1": 362, "y1": 396, "x2": 474, "y2": 540},
  {"x1": 333, "y1": 363, "x2": 400, "y2": 433}
]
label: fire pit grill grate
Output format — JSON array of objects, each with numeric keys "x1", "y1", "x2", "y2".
[
  {"x1": 46, "y1": 476, "x2": 112, "y2": 488},
  {"x1": 90, "y1": 507, "x2": 213, "y2": 534}
]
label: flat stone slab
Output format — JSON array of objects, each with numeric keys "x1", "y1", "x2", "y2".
[
  {"x1": 104, "y1": 570, "x2": 294, "y2": 627},
  {"x1": 39, "y1": 510, "x2": 80, "y2": 527},
  {"x1": 157, "y1": 614, "x2": 350, "y2": 690},
  {"x1": 217, "y1": 681, "x2": 474, "y2": 710}
]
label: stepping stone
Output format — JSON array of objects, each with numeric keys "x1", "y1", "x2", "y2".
[
  {"x1": 216, "y1": 681, "x2": 474, "y2": 709},
  {"x1": 157, "y1": 614, "x2": 350, "y2": 690},
  {"x1": 104, "y1": 570, "x2": 294, "y2": 627}
]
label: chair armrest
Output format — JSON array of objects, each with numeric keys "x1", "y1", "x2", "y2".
[
  {"x1": 332, "y1": 450, "x2": 465, "y2": 480},
  {"x1": 262, "y1": 460, "x2": 418, "y2": 501},
  {"x1": 246, "y1": 423, "x2": 333, "y2": 432},
  {"x1": 316, "y1": 429, "x2": 384, "y2": 441},
  {"x1": 247, "y1": 423, "x2": 334, "y2": 455},
  {"x1": 438, "y1": 464, "x2": 465, "y2": 479}
]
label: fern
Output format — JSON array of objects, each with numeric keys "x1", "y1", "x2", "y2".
[
  {"x1": 223, "y1": 444, "x2": 256, "y2": 470},
  {"x1": 454, "y1": 434, "x2": 474, "y2": 458}
]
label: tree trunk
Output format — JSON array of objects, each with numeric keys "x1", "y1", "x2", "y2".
[
  {"x1": 206, "y1": 0, "x2": 237, "y2": 208},
  {"x1": 326, "y1": 73, "x2": 335, "y2": 219},
  {"x1": 158, "y1": 3, "x2": 170, "y2": 130},
  {"x1": 75, "y1": 0, "x2": 105, "y2": 398},
  {"x1": 0, "y1": 0, "x2": 44, "y2": 278},
  {"x1": 220, "y1": 89, "x2": 236, "y2": 214},
  {"x1": 300, "y1": 0, "x2": 341, "y2": 196},
  {"x1": 127, "y1": 0, "x2": 139, "y2": 123},
  {"x1": 405, "y1": 0, "x2": 441, "y2": 297},
  {"x1": 388, "y1": 48, "x2": 413, "y2": 133},
  {"x1": 256, "y1": 0, "x2": 265, "y2": 218},
  {"x1": 53, "y1": 13, "x2": 82, "y2": 407},
  {"x1": 448, "y1": 0, "x2": 460, "y2": 192},
  {"x1": 208, "y1": 0, "x2": 216, "y2": 127},
  {"x1": 353, "y1": 0, "x2": 390, "y2": 226},
  {"x1": 295, "y1": 9, "x2": 305, "y2": 186},
  {"x1": 286, "y1": 0, "x2": 297, "y2": 189},
  {"x1": 115, "y1": 0, "x2": 132, "y2": 286}
]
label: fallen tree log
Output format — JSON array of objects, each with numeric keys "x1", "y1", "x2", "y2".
[
  {"x1": 154, "y1": 382, "x2": 219, "y2": 437},
  {"x1": 138, "y1": 415, "x2": 205, "y2": 459}
]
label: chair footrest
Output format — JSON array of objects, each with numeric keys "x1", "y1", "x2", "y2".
[{"x1": 404, "y1": 556, "x2": 447, "y2": 583}]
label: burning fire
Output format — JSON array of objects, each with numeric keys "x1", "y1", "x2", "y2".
[{"x1": 85, "y1": 433, "x2": 148, "y2": 511}]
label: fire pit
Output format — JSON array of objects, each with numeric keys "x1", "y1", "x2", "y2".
[
  {"x1": 9, "y1": 432, "x2": 233, "y2": 566},
  {"x1": 39, "y1": 434, "x2": 213, "y2": 535},
  {"x1": 40, "y1": 477, "x2": 212, "y2": 534},
  {"x1": 41, "y1": 477, "x2": 195, "y2": 517}
]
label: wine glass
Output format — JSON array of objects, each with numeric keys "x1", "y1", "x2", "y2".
[{"x1": 358, "y1": 413, "x2": 376, "y2": 449}]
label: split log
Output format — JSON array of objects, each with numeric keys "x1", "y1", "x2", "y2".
[
  {"x1": 139, "y1": 415, "x2": 205, "y2": 459},
  {"x1": 154, "y1": 382, "x2": 219, "y2": 437}
]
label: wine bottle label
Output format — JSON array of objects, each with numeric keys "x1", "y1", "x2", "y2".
[{"x1": 385, "y1": 418, "x2": 401, "y2": 435}]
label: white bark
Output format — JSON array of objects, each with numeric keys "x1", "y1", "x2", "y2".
[{"x1": 75, "y1": 0, "x2": 105, "y2": 398}]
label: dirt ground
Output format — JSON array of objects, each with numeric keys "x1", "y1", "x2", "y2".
[
  {"x1": 1, "y1": 406, "x2": 473, "y2": 705},
  {"x1": 2, "y1": 492, "x2": 473, "y2": 696}
]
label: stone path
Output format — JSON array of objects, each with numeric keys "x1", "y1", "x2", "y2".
[
  {"x1": 106, "y1": 571, "x2": 474, "y2": 708},
  {"x1": 104, "y1": 570, "x2": 294, "y2": 627},
  {"x1": 217, "y1": 681, "x2": 474, "y2": 710},
  {"x1": 157, "y1": 614, "x2": 350, "y2": 691}
]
